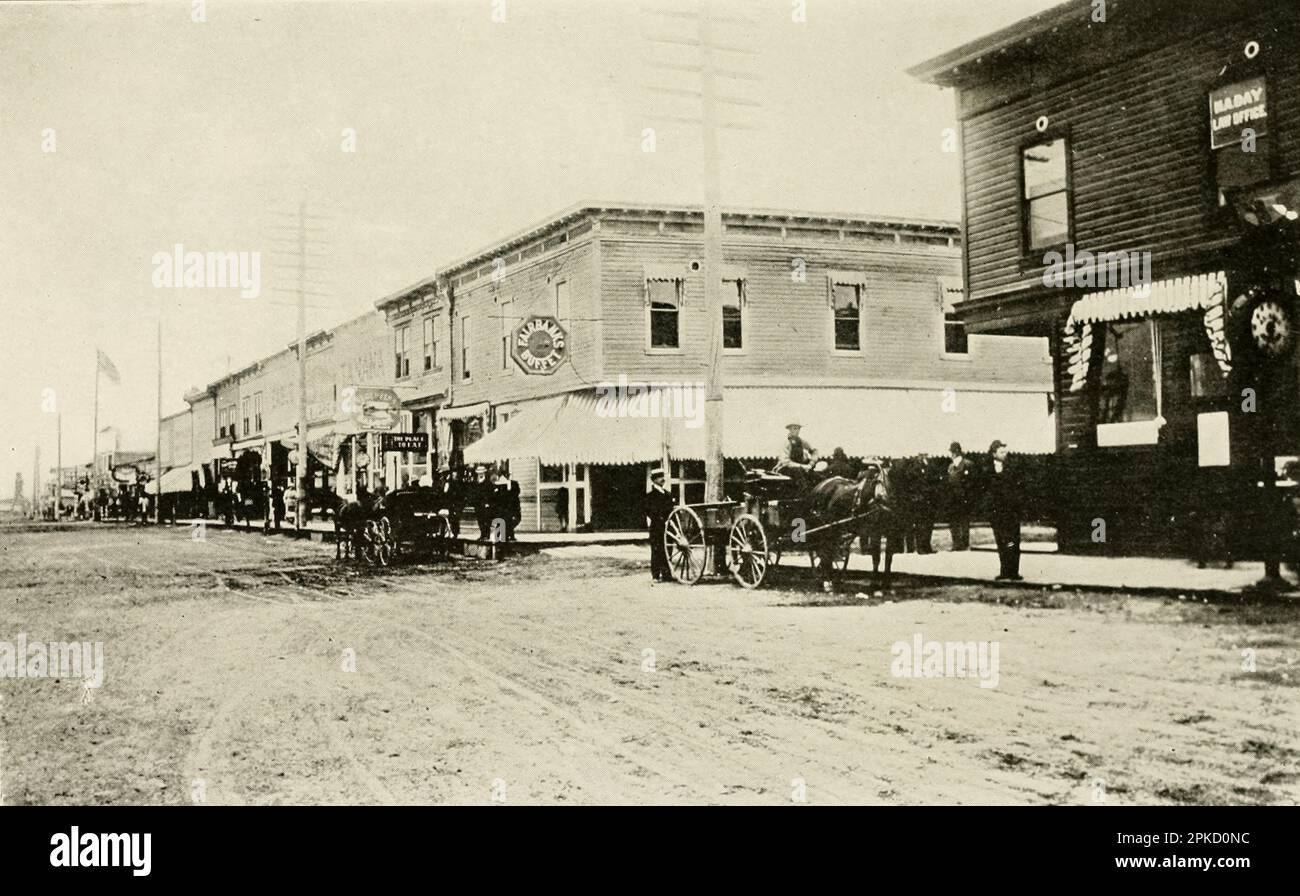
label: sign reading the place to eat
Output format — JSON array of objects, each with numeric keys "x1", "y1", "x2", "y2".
[
  {"x1": 381, "y1": 433, "x2": 429, "y2": 453},
  {"x1": 1209, "y1": 77, "x2": 1268, "y2": 150},
  {"x1": 511, "y1": 315, "x2": 568, "y2": 375}
]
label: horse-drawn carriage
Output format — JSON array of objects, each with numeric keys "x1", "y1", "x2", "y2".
[
  {"x1": 663, "y1": 463, "x2": 898, "y2": 590},
  {"x1": 334, "y1": 485, "x2": 456, "y2": 567}
]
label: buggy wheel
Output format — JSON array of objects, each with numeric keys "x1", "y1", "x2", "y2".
[
  {"x1": 727, "y1": 513, "x2": 769, "y2": 590},
  {"x1": 431, "y1": 514, "x2": 453, "y2": 561},
  {"x1": 360, "y1": 520, "x2": 381, "y2": 566},
  {"x1": 664, "y1": 506, "x2": 707, "y2": 585},
  {"x1": 376, "y1": 516, "x2": 393, "y2": 566}
]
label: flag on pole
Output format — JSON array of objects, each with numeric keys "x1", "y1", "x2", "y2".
[{"x1": 96, "y1": 349, "x2": 121, "y2": 384}]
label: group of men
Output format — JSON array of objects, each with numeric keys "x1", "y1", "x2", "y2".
[
  {"x1": 410, "y1": 465, "x2": 521, "y2": 542},
  {"x1": 643, "y1": 423, "x2": 1024, "y2": 583}
]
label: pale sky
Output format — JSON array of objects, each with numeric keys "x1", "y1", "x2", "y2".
[{"x1": 0, "y1": 0, "x2": 1061, "y2": 498}]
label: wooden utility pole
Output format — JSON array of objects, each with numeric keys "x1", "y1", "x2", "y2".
[
  {"x1": 698, "y1": 6, "x2": 725, "y2": 502},
  {"x1": 295, "y1": 199, "x2": 308, "y2": 531},
  {"x1": 267, "y1": 200, "x2": 333, "y2": 531},
  {"x1": 155, "y1": 319, "x2": 162, "y2": 524},
  {"x1": 32, "y1": 447, "x2": 40, "y2": 520},
  {"x1": 643, "y1": 0, "x2": 759, "y2": 502}
]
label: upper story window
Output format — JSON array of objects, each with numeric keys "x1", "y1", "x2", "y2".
[
  {"x1": 723, "y1": 279, "x2": 745, "y2": 351},
  {"x1": 647, "y1": 278, "x2": 681, "y2": 350},
  {"x1": 940, "y1": 277, "x2": 968, "y2": 355},
  {"x1": 460, "y1": 317, "x2": 471, "y2": 381},
  {"x1": 1022, "y1": 137, "x2": 1070, "y2": 252},
  {"x1": 832, "y1": 282, "x2": 862, "y2": 352},
  {"x1": 252, "y1": 392, "x2": 263, "y2": 433},
  {"x1": 555, "y1": 280, "x2": 570, "y2": 323},
  {"x1": 499, "y1": 300, "x2": 514, "y2": 372},
  {"x1": 394, "y1": 325, "x2": 410, "y2": 380},
  {"x1": 422, "y1": 317, "x2": 435, "y2": 372},
  {"x1": 241, "y1": 396, "x2": 251, "y2": 436}
]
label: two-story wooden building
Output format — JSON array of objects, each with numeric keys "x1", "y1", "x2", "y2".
[
  {"x1": 912, "y1": 0, "x2": 1300, "y2": 557},
  {"x1": 379, "y1": 203, "x2": 1055, "y2": 532}
]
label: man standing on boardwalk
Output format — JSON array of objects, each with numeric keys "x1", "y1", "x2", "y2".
[
  {"x1": 947, "y1": 441, "x2": 972, "y2": 551},
  {"x1": 645, "y1": 467, "x2": 674, "y2": 582},
  {"x1": 987, "y1": 440, "x2": 1023, "y2": 581}
]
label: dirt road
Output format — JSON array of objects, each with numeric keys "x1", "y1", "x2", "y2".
[{"x1": 0, "y1": 525, "x2": 1296, "y2": 804}]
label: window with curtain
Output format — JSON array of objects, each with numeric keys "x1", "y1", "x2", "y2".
[
  {"x1": 723, "y1": 279, "x2": 744, "y2": 350},
  {"x1": 648, "y1": 279, "x2": 680, "y2": 349},
  {"x1": 422, "y1": 317, "x2": 434, "y2": 371},
  {"x1": 832, "y1": 282, "x2": 861, "y2": 351}
]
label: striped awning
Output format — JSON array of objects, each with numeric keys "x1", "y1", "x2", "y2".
[
  {"x1": 465, "y1": 393, "x2": 662, "y2": 466},
  {"x1": 1069, "y1": 272, "x2": 1227, "y2": 325},
  {"x1": 1064, "y1": 272, "x2": 1228, "y2": 391},
  {"x1": 466, "y1": 386, "x2": 1056, "y2": 465}
]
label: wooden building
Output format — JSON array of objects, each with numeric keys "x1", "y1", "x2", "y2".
[
  {"x1": 911, "y1": 0, "x2": 1300, "y2": 557},
  {"x1": 379, "y1": 203, "x2": 1055, "y2": 532}
]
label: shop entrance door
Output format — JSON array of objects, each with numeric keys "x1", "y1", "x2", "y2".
[{"x1": 590, "y1": 465, "x2": 647, "y2": 531}]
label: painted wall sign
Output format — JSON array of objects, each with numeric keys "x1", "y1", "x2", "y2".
[
  {"x1": 1209, "y1": 77, "x2": 1268, "y2": 149},
  {"x1": 511, "y1": 315, "x2": 568, "y2": 375}
]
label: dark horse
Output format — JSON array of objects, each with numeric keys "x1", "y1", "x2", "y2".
[
  {"x1": 803, "y1": 466, "x2": 900, "y2": 589},
  {"x1": 326, "y1": 491, "x2": 382, "y2": 561}
]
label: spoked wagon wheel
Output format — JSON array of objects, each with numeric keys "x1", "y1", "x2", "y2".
[
  {"x1": 360, "y1": 520, "x2": 381, "y2": 566},
  {"x1": 430, "y1": 514, "x2": 453, "y2": 561},
  {"x1": 727, "y1": 513, "x2": 769, "y2": 590},
  {"x1": 375, "y1": 516, "x2": 393, "y2": 567},
  {"x1": 664, "y1": 506, "x2": 707, "y2": 585}
]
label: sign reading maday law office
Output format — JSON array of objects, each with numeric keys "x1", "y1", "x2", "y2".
[
  {"x1": 511, "y1": 315, "x2": 568, "y2": 375},
  {"x1": 1209, "y1": 76, "x2": 1268, "y2": 150}
]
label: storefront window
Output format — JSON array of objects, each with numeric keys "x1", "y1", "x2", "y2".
[{"x1": 1098, "y1": 320, "x2": 1158, "y2": 424}]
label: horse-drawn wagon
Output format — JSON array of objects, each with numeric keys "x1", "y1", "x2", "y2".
[
  {"x1": 334, "y1": 486, "x2": 456, "y2": 567},
  {"x1": 663, "y1": 464, "x2": 898, "y2": 590}
]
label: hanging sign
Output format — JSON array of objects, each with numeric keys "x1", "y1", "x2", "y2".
[
  {"x1": 1209, "y1": 77, "x2": 1268, "y2": 149},
  {"x1": 348, "y1": 386, "x2": 402, "y2": 431},
  {"x1": 382, "y1": 433, "x2": 429, "y2": 453}
]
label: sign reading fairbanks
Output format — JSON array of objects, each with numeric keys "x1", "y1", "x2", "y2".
[{"x1": 511, "y1": 315, "x2": 568, "y2": 375}]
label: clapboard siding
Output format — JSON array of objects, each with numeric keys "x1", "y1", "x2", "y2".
[
  {"x1": 597, "y1": 234, "x2": 1050, "y2": 388},
  {"x1": 960, "y1": 6, "x2": 1300, "y2": 301},
  {"x1": 1051, "y1": 311, "x2": 1235, "y2": 553},
  {"x1": 451, "y1": 237, "x2": 600, "y2": 407}
]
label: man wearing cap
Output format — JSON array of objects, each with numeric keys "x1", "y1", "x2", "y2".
[
  {"x1": 473, "y1": 465, "x2": 494, "y2": 541},
  {"x1": 947, "y1": 441, "x2": 972, "y2": 551},
  {"x1": 645, "y1": 467, "x2": 675, "y2": 582},
  {"x1": 774, "y1": 423, "x2": 819, "y2": 484},
  {"x1": 987, "y1": 440, "x2": 1023, "y2": 581}
]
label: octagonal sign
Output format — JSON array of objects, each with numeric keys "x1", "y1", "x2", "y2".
[{"x1": 511, "y1": 315, "x2": 568, "y2": 375}]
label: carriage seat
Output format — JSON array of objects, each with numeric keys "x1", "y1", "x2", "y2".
[{"x1": 743, "y1": 469, "x2": 800, "y2": 499}]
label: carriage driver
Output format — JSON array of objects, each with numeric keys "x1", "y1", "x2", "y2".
[{"x1": 774, "y1": 423, "x2": 819, "y2": 481}]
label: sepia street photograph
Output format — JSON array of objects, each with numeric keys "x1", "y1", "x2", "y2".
[{"x1": 0, "y1": 0, "x2": 1296, "y2": 874}]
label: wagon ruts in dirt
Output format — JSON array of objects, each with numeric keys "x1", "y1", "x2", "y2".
[
  {"x1": 663, "y1": 464, "x2": 899, "y2": 590},
  {"x1": 334, "y1": 487, "x2": 456, "y2": 568}
]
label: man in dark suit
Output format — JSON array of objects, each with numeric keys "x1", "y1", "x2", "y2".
[
  {"x1": 947, "y1": 441, "x2": 973, "y2": 551},
  {"x1": 645, "y1": 467, "x2": 675, "y2": 582},
  {"x1": 473, "y1": 465, "x2": 494, "y2": 541},
  {"x1": 987, "y1": 440, "x2": 1023, "y2": 581}
]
